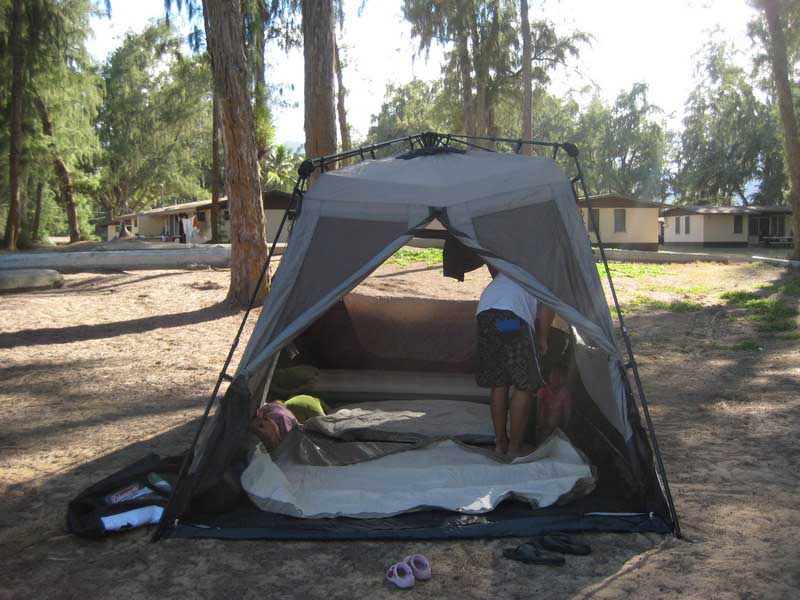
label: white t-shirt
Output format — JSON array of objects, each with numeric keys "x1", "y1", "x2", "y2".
[{"x1": 476, "y1": 273, "x2": 538, "y2": 328}]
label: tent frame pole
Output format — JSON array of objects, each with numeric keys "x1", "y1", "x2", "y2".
[
  {"x1": 569, "y1": 154, "x2": 682, "y2": 538},
  {"x1": 151, "y1": 177, "x2": 308, "y2": 542}
]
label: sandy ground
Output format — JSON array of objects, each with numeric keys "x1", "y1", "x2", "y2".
[{"x1": 1, "y1": 260, "x2": 799, "y2": 599}]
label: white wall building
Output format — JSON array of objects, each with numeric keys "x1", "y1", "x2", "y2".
[
  {"x1": 578, "y1": 194, "x2": 665, "y2": 251},
  {"x1": 103, "y1": 191, "x2": 293, "y2": 243},
  {"x1": 662, "y1": 205, "x2": 793, "y2": 247}
]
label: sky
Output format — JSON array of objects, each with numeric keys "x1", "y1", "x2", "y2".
[{"x1": 87, "y1": 0, "x2": 761, "y2": 146}]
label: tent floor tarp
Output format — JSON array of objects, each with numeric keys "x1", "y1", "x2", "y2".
[{"x1": 168, "y1": 496, "x2": 672, "y2": 541}]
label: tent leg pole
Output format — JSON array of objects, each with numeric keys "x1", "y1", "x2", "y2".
[
  {"x1": 258, "y1": 352, "x2": 281, "y2": 408},
  {"x1": 151, "y1": 179, "x2": 306, "y2": 542},
  {"x1": 572, "y1": 157, "x2": 682, "y2": 539}
]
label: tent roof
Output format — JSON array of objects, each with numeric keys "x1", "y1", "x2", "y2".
[{"x1": 305, "y1": 151, "x2": 568, "y2": 208}]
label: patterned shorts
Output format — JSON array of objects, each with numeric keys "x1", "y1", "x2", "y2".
[{"x1": 475, "y1": 309, "x2": 543, "y2": 392}]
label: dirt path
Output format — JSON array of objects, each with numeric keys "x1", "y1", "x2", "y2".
[{"x1": 1, "y1": 261, "x2": 798, "y2": 599}]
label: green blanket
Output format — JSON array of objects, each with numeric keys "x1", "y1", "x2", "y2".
[{"x1": 283, "y1": 394, "x2": 328, "y2": 423}]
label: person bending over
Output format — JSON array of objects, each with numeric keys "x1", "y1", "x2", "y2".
[{"x1": 476, "y1": 266, "x2": 554, "y2": 459}]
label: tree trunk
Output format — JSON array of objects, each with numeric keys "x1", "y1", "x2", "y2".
[
  {"x1": 761, "y1": 0, "x2": 800, "y2": 260},
  {"x1": 203, "y1": 0, "x2": 269, "y2": 306},
  {"x1": 32, "y1": 181, "x2": 44, "y2": 243},
  {"x1": 470, "y1": 19, "x2": 487, "y2": 138},
  {"x1": 34, "y1": 95, "x2": 81, "y2": 243},
  {"x1": 253, "y1": 0, "x2": 270, "y2": 157},
  {"x1": 4, "y1": 0, "x2": 25, "y2": 250},
  {"x1": 520, "y1": 0, "x2": 533, "y2": 154},
  {"x1": 302, "y1": 0, "x2": 337, "y2": 168},
  {"x1": 456, "y1": 31, "x2": 475, "y2": 136},
  {"x1": 210, "y1": 89, "x2": 221, "y2": 243},
  {"x1": 334, "y1": 41, "x2": 351, "y2": 165}
]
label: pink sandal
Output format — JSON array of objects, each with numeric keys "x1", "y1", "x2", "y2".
[
  {"x1": 386, "y1": 562, "x2": 415, "y2": 589},
  {"x1": 403, "y1": 554, "x2": 431, "y2": 581}
]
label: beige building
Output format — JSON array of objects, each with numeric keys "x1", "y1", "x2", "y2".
[
  {"x1": 661, "y1": 205, "x2": 793, "y2": 247},
  {"x1": 578, "y1": 194, "x2": 664, "y2": 251},
  {"x1": 104, "y1": 213, "x2": 137, "y2": 240},
  {"x1": 103, "y1": 191, "x2": 293, "y2": 243}
]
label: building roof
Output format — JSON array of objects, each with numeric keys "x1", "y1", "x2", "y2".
[
  {"x1": 104, "y1": 190, "x2": 294, "y2": 223},
  {"x1": 577, "y1": 194, "x2": 668, "y2": 209},
  {"x1": 661, "y1": 204, "x2": 792, "y2": 217}
]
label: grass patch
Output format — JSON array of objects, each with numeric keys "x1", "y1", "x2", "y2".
[
  {"x1": 387, "y1": 248, "x2": 443, "y2": 267},
  {"x1": 720, "y1": 279, "x2": 800, "y2": 332},
  {"x1": 742, "y1": 298, "x2": 796, "y2": 321},
  {"x1": 719, "y1": 289, "x2": 760, "y2": 304},
  {"x1": 776, "y1": 330, "x2": 800, "y2": 340},
  {"x1": 728, "y1": 297, "x2": 799, "y2": 332},
  {"x1": 766, "y1": 277, "x2": 800, "y2": 296},
  {"x1": 597, "y1": 262, "x2": 669, "y2": 279},
  {"x1": 639, "y1": 283, "x2": 714, "y2": 296},
  {"x1": 731, "y1": 340, "x2": 764, "y2": 352},
  {"x1": 669, "y1": 300, "x2": 706, "y2": 313},
  {"x1": 755, "y1": 319, "x2": 798, "y2": 332},
  {"x1": 620, "y1": 295, "x2": 704, "y2": 314}
]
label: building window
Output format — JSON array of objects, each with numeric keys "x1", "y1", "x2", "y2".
[
  {"x1": 733, "y1": 215, "x2": 743, "y2": 234},
  {"x1": 675, "y1": 217, "x2": 680, "y2": 234},
  {"x1": 684, "y1": 215, "x2": 691, "y2": 234},
  {"x1": 773, "y1": 215, "x2": 786, "y2": 237},
  {"x1": 589, "y1": 208, "x2": 600, "y2": 234},
  {"x1": 614, "y1": 208, "x2": 626, "y2": 233}
]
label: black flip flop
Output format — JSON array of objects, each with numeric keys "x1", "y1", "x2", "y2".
[
  {"x1": 535, "y1": 532, "x2": 591, "y2": 556},
  {"x1": 502, "y1": 541, "x2": 565, "y2": 566}
]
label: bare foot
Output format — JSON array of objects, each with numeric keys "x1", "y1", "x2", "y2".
[{"x1": 494, "y1": 439, "x2": 508, "y2": 456}]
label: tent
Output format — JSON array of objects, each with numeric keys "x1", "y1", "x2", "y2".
[{"x1": 152, "y1": 132, "x2": 680, "y2": 541}]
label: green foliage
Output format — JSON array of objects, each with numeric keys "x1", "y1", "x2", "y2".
[
  {"x1": 0, "y1": 0, "x2": 101, "y2": 243},
  {"x1": 366, "y1": 80, "x2": 458, "y2": 144},
  {"x1": 669, "y1": 42, "x2": 786, "y2": 205},
  {"x1": 387, "y1": 247, "x2": 444, "y2": 267},
  {"x1": 94, "y1": 21, "x2": 212, "y2": 213},
  {"x1": 552, "y1": 84, "x2": 668, "y2": 198},
  {"x1": 402, "y1": 0, "x2": 587, "y2": 139},
  {"x1": 597, "y1": 84, "x2": 667, "y2": 198},
  {"x1": 262, "y1": 144, "x2": 302, "y2": 192}
]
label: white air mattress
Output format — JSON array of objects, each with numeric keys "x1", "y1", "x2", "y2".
[{"x1": 242, "y1": 433, "x2": 593, "y2": 519}]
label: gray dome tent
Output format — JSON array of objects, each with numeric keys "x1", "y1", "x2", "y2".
[{"x1": 153, "y1": 133, "x2": 679, "y2": 541}]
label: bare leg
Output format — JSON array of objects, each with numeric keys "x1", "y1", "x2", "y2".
[
  {"x1": 489, "y1": 385, "x2": 509, "y2": 455},
  {"x1": 508, "y1": 388, "x2": 535, "y2": 459}
]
